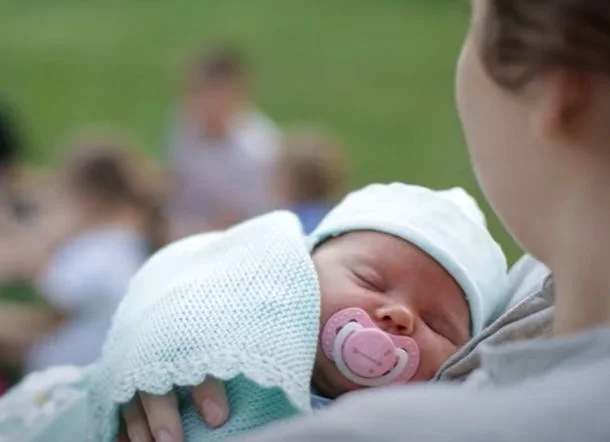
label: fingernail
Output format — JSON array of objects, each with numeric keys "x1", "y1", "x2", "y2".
[
  {"x1": 155, "y1": 430, "x2": 174, "y2": 442},
  {"x1": 202, "y1": 399, "x2": 224, "y2": 427}
]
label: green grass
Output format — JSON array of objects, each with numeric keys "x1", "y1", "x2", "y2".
[{"x1": 0, "y1": 0, "x2": 521, "y2": 263}]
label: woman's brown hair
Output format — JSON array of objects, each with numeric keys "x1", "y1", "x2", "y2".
[
  {"x1": 481, "y1": 0, "x2": 610, "y2": 89},
  {"x1": 62, "y1": 129, "x2": 168, "y2": 252}
]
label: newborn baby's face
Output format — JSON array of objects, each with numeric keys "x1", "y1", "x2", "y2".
[{"x1": 311, "y1": 231, "x2": 471, "y2": 398}]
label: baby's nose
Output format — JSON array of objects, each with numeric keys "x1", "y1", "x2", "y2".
[{"x1": 374, "y1": 304, "x2": 415, "y2": 336}]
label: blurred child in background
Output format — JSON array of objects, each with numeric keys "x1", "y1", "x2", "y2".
[
  {"x1": 0, "y1": 104, "x2": 21, "y2": 223},
  {"x1": 0, "y1": 104, "x2": 28, "y2": 283},
  {"x1": 0, "y1": 103, "x2": 62, "y2": 284},
  {"x1": 273, "y1": 128, "x2": 349, "y2": 234},
  {"x1": 23, "y1": 129, "x2": 167, "y2": 373},
  {"x1": 0, "y1": 103, "x2": 41, "y2": 229},
  {"x1": 167, "y1": 43, "x2": 281, "y2": 239}
]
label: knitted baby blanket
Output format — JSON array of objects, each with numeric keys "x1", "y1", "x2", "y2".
[{"x1": 89, "y1": 211, "x2": 321, "y2": 441}]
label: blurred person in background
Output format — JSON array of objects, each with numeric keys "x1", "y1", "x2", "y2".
[
  {"x1": 0, "y1": 103, "x2": 28, "y2": 283},
  {"x1": 0, "y1": 103, "x2": 56, "y2": 284},
  {"x1": 0, "y1": 103, "x2": 57, "y2": 393},
  {"x1": 273, "y1": 127, "x2": 350, "y2": 234},
  {"x1": 167, "y1": 43, "x2": 282, "y2": 239},
  {"x1": 0, "y1": 103, "x2": 39, "y2": 226},
  {"x1": 0, "y1": 103, "x2": 22, "y2": 226},
  {"x1": 2, "y1": 129, "x2": 167, "y2": 373}
]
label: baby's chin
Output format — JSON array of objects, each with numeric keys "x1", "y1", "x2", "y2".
[
  {"x1": 312, "y1": 353, "x2": 368, "y2": 399},
  {"x1": 312, "y1": 349, "x2": 438, "y2": 399}
]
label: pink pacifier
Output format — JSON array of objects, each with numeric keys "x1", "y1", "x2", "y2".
[{"x1": 321, "y1": 307, "x2": 420, "y2": 387}]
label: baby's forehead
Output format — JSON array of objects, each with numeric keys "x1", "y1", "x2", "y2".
[
  {"x1": 332, "y1": 230, "x2": 414, "y2": 248},
  {"x1": 325, "y1": 230, "x2": 433, "y2": 265},
  {"x1": 329, "y1": 230, "x2": 459, "y2": 281}
]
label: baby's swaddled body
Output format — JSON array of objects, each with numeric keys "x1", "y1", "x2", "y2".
[{"x1": 91, "y1": 212, "x2": 322, "y2": 442}]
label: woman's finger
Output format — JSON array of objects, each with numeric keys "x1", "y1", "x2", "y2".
[
  {"x1": 139, "y1": 391, "x2": 184, "y2": 442},
  {"x1": 121, "y1": 396, "x2": 153, "y2": 442},
  {"x1": 191, "y1": 376, "x2": 230, "y2": 428}
]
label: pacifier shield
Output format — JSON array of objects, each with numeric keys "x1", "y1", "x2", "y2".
[
  {"x1": 342, "y1": 328, "x2": 397, "y2": 378},
  {"x1": 321, "y1": 307, "x2": 421, "y2": 386}
]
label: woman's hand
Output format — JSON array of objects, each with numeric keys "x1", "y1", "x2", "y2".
[{"x1": 118, "y1": 376, "x2": 230, "y2": 442}]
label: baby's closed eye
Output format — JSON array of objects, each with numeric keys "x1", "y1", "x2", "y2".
[{"x1": 350, "y1": 266, "x2": 386, "y2": 292}]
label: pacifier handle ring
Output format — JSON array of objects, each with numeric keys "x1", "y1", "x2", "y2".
[{"x1": 332, "y1": 323, "x2": 409, "y2": 388}]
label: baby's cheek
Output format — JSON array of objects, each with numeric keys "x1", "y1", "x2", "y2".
[
  {"x1": 319, "y1": 287, "x2": 379, "y2": 324},
  {"x1": 412, "y1": 334, "x2": 456, "y2": 381}
]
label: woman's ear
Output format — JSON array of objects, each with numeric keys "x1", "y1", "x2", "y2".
[{"x1": 533, "y1": 68, "x2": 593, "y2": 140}]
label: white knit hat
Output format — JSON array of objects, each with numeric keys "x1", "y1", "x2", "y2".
[{"x1": 307, "y1": 183, "x2": 508, "y2": 334}]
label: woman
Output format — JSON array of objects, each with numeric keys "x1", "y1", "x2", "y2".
[{"x1": 120, "y1": 0, "x2": 610, "y2": 441}]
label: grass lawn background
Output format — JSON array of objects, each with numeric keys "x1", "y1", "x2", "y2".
[{"x1": 0, "y1": 0, "x2": 521, "y2": 269}]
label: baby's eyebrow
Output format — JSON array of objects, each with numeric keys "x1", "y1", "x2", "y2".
[{"x1": 346, "y1": 252, "x2": 383, "y2": 270}]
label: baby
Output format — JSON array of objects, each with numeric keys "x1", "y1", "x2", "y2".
[
  {"x1": 0, "y1": 183, "x2": 508, "y2": 442},
  {"x1": 308, "y1": 182, "x2": 505, "y2": 399}
]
